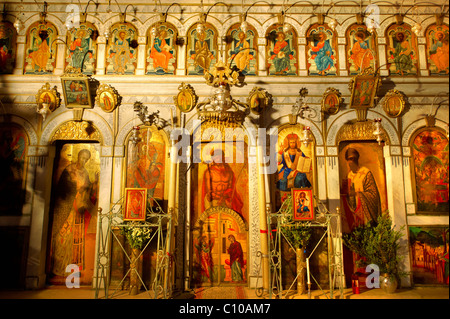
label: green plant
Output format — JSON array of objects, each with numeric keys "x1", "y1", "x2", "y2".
[
  {"x1": 281, "y1": 214, "x2": 312, "y2": 250},
  {"x1": 343, "y1": 214, "x2": 407, "y2": 278},
  {"x1": 121, "y1": 221, "x2": 153, "y2": 250}
]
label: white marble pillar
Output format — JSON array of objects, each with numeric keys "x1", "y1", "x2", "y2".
[
  {"x1": 417, "y1": 37, "x2": 429, "y2": 76},
  {"x1": 325, "y1": 147, "x2": 346, "y2": 287},
  {"x1": 315, "y1": 146, "x2": 327, "y2": 201},
  {"x1": 383, "y1": 145, "x2": 412, "y2": 287},
  {"x1": 136, "y1": 36, "x2": 147, "y2": 75},
  {"x1": 92, "y1": 146, "x2": 114, "y2": 288},
  {"x1": 25, "y1": 146, "x2": 56, "y2": 289},
  {"x1": 337, "y1": 38, "x2": 348, "y2": 76},
  {"x1": 257, "y1": 37, "x2": 267, "y2": 76},
  {"x1": 96, "y1": 36, "x2": 107, "y2": 75},
  {"x1": 54, "y1": 42, "x2": 66, "y2": 75},
  {"x1": 377, "y1": 37, "x2": 389, "y2": 77},
  {"x1": 176, "y1": 36, "x2": 187, "y2": 75},
  {"x1": 13, "y1": 35, "x2": 26, "y2": 75},
  {"x1": 402, "y1": 146, "x2": 416, "y2": 216},
  {"x1": 298, "y1": 37, "x2": 307, "y2": 76}
]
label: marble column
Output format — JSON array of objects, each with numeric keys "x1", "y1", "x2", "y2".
[
  {"x1": 25, "y1": 146, "x2": 56, "y2": 289},
  {"x1": 338, "y1": 38, "x2": 348, "y2": 76},
  {"x1": 13, "y1": 35, "x2": 26, "y2": 75},
  {"x1": 377, "y1": 37, "x2": 389, "y2": 77},
  {"x1": 257, "y1": 37, "x2": 267, "y2": 76},
  {"x1": 402, "y1": 146, "x2": 416, "y2": 216},
  {"x1": 92, "y1": 146, "x2": 114, "y2": 288},
  {"x1": 95, "y1": 36, "x2": 107, "y2": 75},
  {"x1": 176, "y1": 36, "x2": 187, "y2": 75},
  {"x1": 383, "y1": 145, "x2": 412, "y2": 287},
  {"x1": 298, "y1": 37, "x2": 307, "y2": 76},
  {"x1": 325, "y1": 146, "x2": 346, "y2": 287},
  {"x1": 417, "y1": 37, "x2": 430, "y2": 76},
  {"x1": 136, "y1": 36, "x2": 147, "y2": 75},
  {"x1": 54, "y1": 42, "x2": 66, "y2": 75}
]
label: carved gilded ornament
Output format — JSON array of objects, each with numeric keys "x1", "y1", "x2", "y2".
[
  {"x1": 336, "y1": 121, "x2": 389, "y2": 145},
  {"x1": 50, "y1": 121, "x2": 102, "y2": 143}
]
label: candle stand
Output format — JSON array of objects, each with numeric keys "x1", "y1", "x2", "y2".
[{"x1": 266, "y1": 194, "x2": 345, "y2": 299}]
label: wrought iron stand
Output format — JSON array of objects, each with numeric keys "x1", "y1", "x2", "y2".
[
  {"x1": 94, "y1": 197, "x2": 173, "y2": 299},
  {"x1": 266, "y1": 194, "x2": 345, "y2": 299}
]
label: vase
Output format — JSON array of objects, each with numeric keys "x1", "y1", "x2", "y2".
[
  {"x1": 296, "y1": 248, "x2": 306, "y2": 295},
  {"x1": 380, "y1": 273, "x2": 398, "y2": 294},
  {"x1": 130, "y1": 248, "x2": 143, "y2": 295}
]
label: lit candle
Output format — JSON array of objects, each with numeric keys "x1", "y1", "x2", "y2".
[{"x1": 306, "y1": 257, "x2": 311, "y2": 285}]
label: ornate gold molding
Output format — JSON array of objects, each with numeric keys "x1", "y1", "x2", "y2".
[
  {"x1": 50, "y1": 121, "x2": 102, "y2": 143},
  {"x1": 336, "y1": 121, "x2": 389, "y2": 145}
]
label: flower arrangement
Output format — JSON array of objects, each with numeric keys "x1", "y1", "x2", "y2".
[{"x1": 121, "y1": 221, "x2": 153, "y2": 250}]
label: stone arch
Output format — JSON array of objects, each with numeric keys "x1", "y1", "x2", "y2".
[
  {"x1": 0, "y1": 114, "x2": 38, "y2": 147},
  {"x1": 261, "y1": 15, "x2": 303, "y2": 39},
  {"x1": 402, "y1": 118, "x2": 449, "y2": 146},
  {"x1": 21, "y1": 13, "x2": 65, "y2": 37},
  {"x1": 40, "y1": 110, "x2": 113, "y2": 146},
  {"x1": 266, "y1": 115, "x2": 324, "y2": 146},
  {"x1": 327, "y1": 110, "x2": 399, "y2": 146}
]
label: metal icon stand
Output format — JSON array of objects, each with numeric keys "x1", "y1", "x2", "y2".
[
  {"x1": 267, "y1": 194, "x2": 345, "y2": 299},
  {"x1": 94, "y1": 197, "x2": 172, "y2": 299}
]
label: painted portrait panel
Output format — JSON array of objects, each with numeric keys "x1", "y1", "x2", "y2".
[
  {"x1": 0, "y1": 124, "x2": 28, "y2": 216},
  {"x1": 192, "y1": 209, "x2": 247, "y2": 285},
  {"x1": 126, "y1": 127, "x2": 166, "y2": 202},
  {"x1": 339, "y1": 141, "x2": 388, "y2": 280},
  {"x1": 176, "y1": 91, "x2": 194, "y2": 113},
  {"x1": 275, "y1": 126, "x2": 314, "y2": 210},
  {"x1": 24, "y1": 21, "x2": 58, "y2": 74},
  {"x1": 65, "y1": 22, "x2": 98, "y2": 74},
  {"x1": 266, "y1": 24, "x2": 298, "y2": 76},
  {"x1": 411, "y1": 129, "x2": 449, "y2": 214},
  {"x1": 123, "y1": 188, "x2": 147, "y2": 221},
  {"x1": 62, "y1": 78, "x2": 92, "y2": 108},
  {"x1": 292, "y1": 188, "x2": 314, "y2": 221},
  {"x1": 146, "y1": 22, "x2": 177, "y2": 75},
  {"x1": 339, "y1": 141, "x2": 388, "y2": 234},
  {"x1": 349, "y1": 75, "x2": 379, "y2": 109},
  {"x1": 306, "y1": 24, "x2": 338, "y2": 76},
  {"x1": 187, "y1": 23, "x2": 218, "y2": 75},
  {"x1": 98, "y1": 91, "x2": 115, "y2": 112},
  {"x1": 226, "y1": 23, "x2": 258, "y2": 76},
  {"x1": 346, "y1": 24, "x2": 377, "y2": 75},
  {"x1": 48, "y1": 143, "x2": 100, "y2": 285},
  {"x1": 0, "y1": 21, "x2": 17, "y2": 74},
  {"x1": 409, "y1": 226, "x2": 449, "y2": 285},
  {"x1": 192, "y1": 141, "x2": 249, "y2": 223},
  {"x1": 322, "y1": 88, "x2": 341, "y2": 115},
  {"x1": 425, "y1": 24, "x2": 449, "y2": 76},
  {"x1": 37, "y1": 90, "x2": 58, "y2": 112},
  {"x1": 105, "y1": 23, "x2": 138, "y2": 75},
  {"x1": 386, "y1": 24, "x2": 418, "y2": 76}
]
